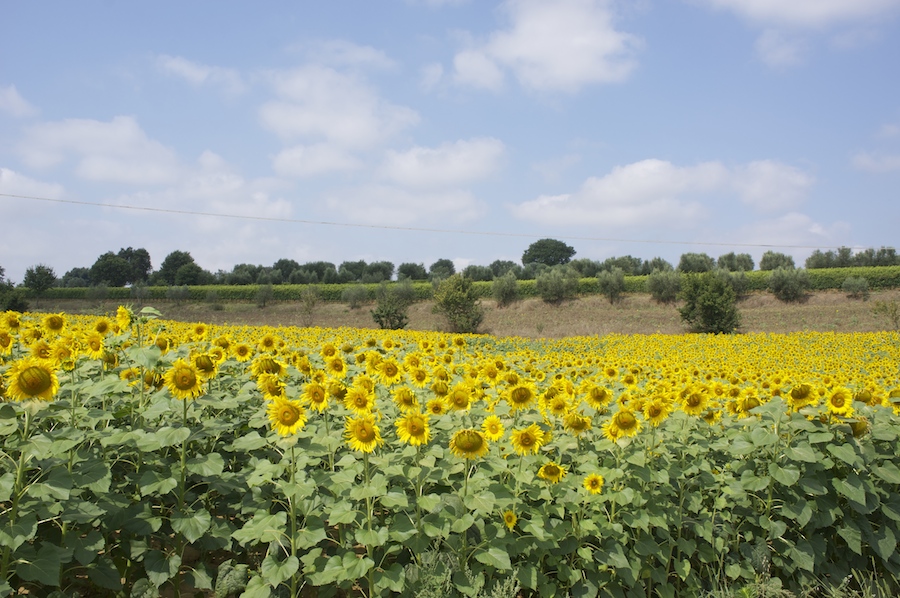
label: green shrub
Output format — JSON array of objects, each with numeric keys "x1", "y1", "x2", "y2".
[
  {"x1": 873, "y1": 300, "x2": 900, "y2": 330},
  {"x1": 432, "y1": 274, "x2": 484, "y2": 333},
  {"x1": 596, "y1": 267, "x2": 626, "y2": 304},
  {"x1": 492, "y1": 271, "x2": 520, "y2": 308},
  {"x1": 769, "y1": 267, "x2": 810, "y2": 302},
  {"x1": 535, "y1": 265, "x2": 579, "y2": 304},
  {"x1": 1, "y1": 288, "x2": 29, "y2": 312},
  {"x1": 679, "y1": 272, "x2": 741, "y2": 333},
  {"x1": 255, "y1": 283, "x2": 274, "y2": 308},
  {"x1": 647, "y1": 269, "x2": 681, "y2": 304},
  {"x1": 298, "y1": 285, "x2": 320, "y2": 327},
  {"x1": 715, "y1": 268, "x2": 749, "y2": 299},
  {"x1": 371, "y1": 282, "x2": 412, "y2": 330},
  {"x1": 206, "y1": 289, "x2": 224, "y2": 311},
  {"x1": 842, "y1": 276, "x2": 870, "y2": 300},
  {"x1": 341, "y1": 284, "x2": 370, "y2": 309}
]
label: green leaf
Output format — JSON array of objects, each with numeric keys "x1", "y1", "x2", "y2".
[
  {"x1": 418, "y1": 493, "x2": 441, "y2": 513},
  {"x1": 474, "y1": 546, "x2": 512, "y2": 571},
  {"x1": 0, "y1": 513, "x2": 37, "y2": 550},
  {"x1": 87, "y1": 556, "x2": 123, "y2": 590},
  {"x1": 71, "y1": 530, "x2": 104, "y2": 566},
  {"x1": 674, "y1": 559, "x2": 691, "y2": 581},
  {"x1": 355, "y1": 527, "x2": 389, "y2": 547},
  {"x1": 464, "y1": 491, "x2": 495, "y2": 515},
  {"x1": 130, "y1": 578, "x2": 157, "y2": 598},
  {"x1": 380, "y1": 490, "x2": 409, "y2": 509},
  {"x1": 451, "y1": 513, "x2": 475, "y2": 533},
  {"x1": 139, "y1": 469, "x2": 178, "y2": 497},
  {"x1": 342, "y1": 550, "x2": 374, "y2": 580},
  {"x1": 186, "y1": 453, "x2": 225, "y2": 477},
  {"x1": 873, "y1": 462, "x2": 900, "y2": 485},
  {"x1": 872, "y1": 524, "x2": 897, "y2": 561},
  {"x1": 73, "y1": 458, "x2": 111, "y2": 493},
  {"x1": 260, "y1": 553, "x2": 299, "y2": 587},
  {"x1": 241, "y1": 574, "x2": 275, "y2": 597},
  {"x1": 15, "y1": 542, "x2": 71, "y2": 586},
  {"x1": 827, "y1": 443, "x2": 859, "y2": 466},
  {"x1": 375, "y1": 562, "x2": 405, "y2": 594},
  {"x1": 171, "y1": 508, "x2": 212, "y2": 544},
  {"x1": 838, "y1": 524, "x2": 862, "y2": 555},
  {"x1": 144, "y1": 550, "x2": 180, "y2": 588},
  {"x1": 834, "y1": 475, "x2": 867, "y2": 506},
  {"x1": 232, "y1": 512, "x2": 287, "y2": 546},
  {"x1": 740, "y1": 472, "x2": 771, "y2": 492},
  {"x1": 231, "y1": 431, "x2": 268, "y2": 451},
  {"x1": 750, "y1": 427, "x2": 777, "y2": 447},
  {"x1": 154, "y1": 426, "x2": 191, "y2": 448},
  {"x1": 295, "y1": 525, "x2": 328, "y2": 550},
  {"x1": 327, "y1": 501, "x2": 358, "y2": 525},
  {"x1": 784, "y1": 443, "x2": 818, "y2": 463},
  {"x1": 790, "y1": 539, "x2": 815, "y2": 572},
  {"x1": 769, "y1": 463, "x2": 800, "y2": 487}
]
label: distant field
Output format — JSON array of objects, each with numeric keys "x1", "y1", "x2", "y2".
[{"x1": 37, "y1": 288, "x2": 900, "y2": 337}]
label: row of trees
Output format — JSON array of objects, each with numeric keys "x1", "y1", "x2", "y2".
[{"x1": 6, "y1": 241, "x2": 899, "y2": 294}]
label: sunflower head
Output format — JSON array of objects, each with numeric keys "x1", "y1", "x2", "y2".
[
  {"x1": 267, "y1": 397, "x2": 307, "y2": 437},
  {"x1": 482, "y1": 415, "x2": 505, "y2": 442},
  {"x1": 345, "y1": 414, "x2": 383, "y2": 453},
  {"x1": 502, "y1": 510, "x2": 517, "y2": 531},
  {"x1": 5, "y1": 357, "x2": 60, "y2": 401},
  {"x1": 164, "y1": 358, "x2": 204, "y2": 400},
  {"x1": 449, "y1": 429, "x2": 489, "y2": 460},
  {"x1": 537, "y1": 461, "x2": 566, "y2": 484},
  {"x1": 583, "y1": 473, "x2": 604, "y2": 495},
  {"x1": 510, "y1": 423, "x2": 545, "y2": 455},
  {"x1": 396, "y1": 412, "x2": 431, "y2": 446}
]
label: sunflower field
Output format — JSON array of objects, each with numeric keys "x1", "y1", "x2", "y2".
[{"x1": 1, "y1": 307, "x2": 900, "y2": 597}]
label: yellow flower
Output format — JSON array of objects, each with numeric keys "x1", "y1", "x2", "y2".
[
  {"x1": 826, "y1": 388, "x2": 854, "y2": 417},
  {"x1": 303, "y1": 381, "x2": 329, "y2": 412},
  {"x1": 257, "y1": 372, "x2": 286, "y2": 400},
  {"x1": 377, "y1": 358, "x2": 404, "y2": 386},
  {"x1": 510, "y1": 423, "x2": 545, "y2": 455},
  {"x1": 642, "y1": 398, "x2": 672, "y2": 427},
  {"x1": 426, "y1": 398, "x2": 447, "y2": 416},
  {"x1": 345, "y1": 414, "x2": 383, "y2": 453},
  {"x1": 482, "y1": 415, "x2": 505, "y2": 441},
  {"x1": 83, "y1": 332, "x2": 105, "y2": 360},
  {"x1": 116, "y1": 305, "x2": 134, "y2": 331},
  {"x1": 582, "y1": 383, "x2": 613, "y2": 410},
  {"x1": 326, "y1": 355, "x2": 347, "y2": 378},
  {"x1": 233, "y1": 343, "x2": 253, "y2": 362},
  {"x1": 250, "y1": 355, "x2": 285, "y2": 379},
  {"x1": 193, "y1": 352, "x2": 218, "y2": 381},
  {"x1": 267, "y1": 397, "x2": 307, "y2": 437},
  {"x1": 562, "y1": 412, "x2": 592, "y2": 436},
  {"x1": 537, "y1": 461, "x2": 567, "y2": 484},
  {"x1": 164, "y1": 358, "x2": 204, "y2": 400},
  {"x1": 602, "y1": 408, "x2": 641, "y2": 442},
  {"x1": 4, "y1": 357, "x2": 60, "y2": 401},
  {"x1": 583, "y1": 473, "x2": 604, "y2": 495},
  {"x1": 449, "y1": 429, "x2": 489, "y2": 459},
  {"x1": 42, "y1": 313, "x2": 67, "y2": 335},
  {"x1": 506, "y1": 382, "x2": 537, "y2": 412},
  {"x1": 446, "y1": 383, "x2": 473, "y2": 412},
  {"x1": 391, "y1": 386, "x2": 419, "y2": 412},
  {"x1": 502, "y1": 510, "x2": 517, "y2": 531},
  {"x1": 395, "y1": 412, "x2": 431, "y2": 446},
  {"x1": 343, "y1": 384, "x2": 375, "y2": 415}
]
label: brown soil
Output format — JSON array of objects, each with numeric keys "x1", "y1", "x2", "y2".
[{"x1": 36, "y1": 289, "x2": 900, "y2": 338}]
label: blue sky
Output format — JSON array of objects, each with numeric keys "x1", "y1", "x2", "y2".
[{"x1": 2, "y1": 0, "x2": 899, "y2": 284}]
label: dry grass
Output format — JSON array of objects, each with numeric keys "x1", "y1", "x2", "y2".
[{"x1": 39, "y1": 288, "x2": 900, "y2": 338}]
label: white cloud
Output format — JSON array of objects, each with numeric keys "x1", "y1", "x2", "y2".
[
  {"x1": 452, "y1": 0, "x2": 641, "y2": 93},
  {"x1": 754, "y1": 29, "x2": 808, "y2": 67},
  {"x1": 732, "y1": 160, "x2": 814, "y2": 211},
  {"x1": 877, "y1": 123, "x2": 900, "y2": 138},
  {"x1": 420, "y1": 63, "x2": 445, "y2": 92},
  {"x1": 326, "y1": 185, "x2": 485, "y2": 226},
  {"x1": 852, "y1": 151, "x2": 900, "y2": 172},
  {"x1": 406, "y1": 0, "x2": 470, "y2": 6},
  {"x1": 273, "y1": 143, "x2": 363, "y2": 177},
  {"x1": 532, "y1": 153, "x2": 581, "y2": 181},
  {"x1": 0, "y1": 85, "x2": 38, "y2": 118},
  {"x1": 509, "y1": 158, "x2": 814, "y2": 227},
  {"x1": 696, "y1": 0, "x2": 900, "y2": 28},
  {"x1": 18, "y1": 116, "x2": 180, "y2": 185},
  {"x1": 0, "y1": 168, "x2": 64, "y2": 202},
  {"x1": 734, "y1": 212, "x2": 846, "y2": 252},
  {"x1": 379, "y1": 138, "x2": 505, "y2": 187},
  {"x1": 300, "y1": 40, "x2": 396, "y2": 70},
  {"x1": 260, "y1": 66, "x2": 419, "y2": 149},
  {"x1": 156, "y1": 55, "x2": 246, "y2": 94}
]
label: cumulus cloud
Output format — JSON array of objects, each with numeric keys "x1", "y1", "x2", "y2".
[
  {"x1": 877, "y1": 123, "x2": 900, "y2": 138},
  {"x1": 852, "y1": 151, "x2": 900, "y2": 172},
  {"x1": 0, "y1": 167, "x2": 64, "y2": 199},
  {"x1": 18, "y1": 116, "x2": 180, "y2": 185},
  {"x1": 156, "y1": 54, "x2": 246, "y2": 94},
  {"x1": 325, "y1": 185, "x2": 485, "y2": 226},
  {"x1": 754, "y1": 30, "x2": 809, "y2": 67},
  {"x1": 695, "y1": 0, "x2": 900, "y2": 28},
  {"x1": 732, "y1": 160, "x2": 814, "y2": 211},
  {"x1": 260, "y1": 66, "x2": 419, "y2": 149},
  {"x1": 451, "y1": 0, "x2": 641, "y2": 92},
  {"x1": 273, "y1": 143, "x2": 363, "y2": 177},
  {"x1": 379, "y1": 138, "x2": 505, "y2": 187},
  {"x1": 0, "y1": 85, "x2": 38, "y2": 118},
  {"x1": 509, "y1": 158, "x2": 814, "y2": 227},
  {"x1": 733, "y1": 212, "x2": 847, "y2": 251}
]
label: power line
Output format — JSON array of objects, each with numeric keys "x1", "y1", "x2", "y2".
[{"x1": 0, "y1": 191, "x2": 841, "y2": 251}]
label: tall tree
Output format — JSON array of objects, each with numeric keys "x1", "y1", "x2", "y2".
[
  {"x1": 521, "y1": 238, "x2": 576, "y2": 267},
  {"x1": 23, "y1": 264, "x2": 57, "y2": 297},
  {"x1": 91, "y1": 252, "x2": 132, "y2": 286},
  {"x1": 157, "y1": 250, "x2": 196, "y2": 285},
  {"x1": 117, "y1": 247, "x2": 152, "y2": 283},
  {"x1": 428, "y1": 259, "x2": 456, "y2": 281}
]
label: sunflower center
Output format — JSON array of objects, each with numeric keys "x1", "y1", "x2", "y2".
[
  {"x1": 617, "y1": 412, "x2": 637, "y2": 430},
  {"x1": 278, "y1": 405, "x2": 301, "y2": 426},
  {"x1": 174, "y1": 367, "x2": 197, "y2": 391},
  {"x1": 832, "y1": 395, "x2": 846, "y2": 408},
  {"x1": 384, "y1": 363, "x2": 398, "y2": 377},
  {"x1": 46, "y1": 316, "x2": 64, "y2": 331},
  {"x1": 18, "y1": 366, "x2": 52, "y2": 396},
  {"x1": 456, "y1": 431, "x2": 485, "y2": 452},
  {"x1": 195, "y1": 355, "x2": 215, "y2": 373},
  {"x1": 544, "y1": 465, "x2": 560, "y2": 478},
  {"x1": 519, "y1": 433, "x2": 535, "y2": 447},
  {"x1": 356, "y1": 424, "x2": 374, "y2": 442},
  {"x1": 510, "y1": 387, "x2": 531, "y2": 405}
]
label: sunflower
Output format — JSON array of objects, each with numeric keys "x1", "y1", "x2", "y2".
[
  {"x1": 0, "y1": 331, "x2": 14, "y2": 356},
  {"x1": 233, "y1": 343, "x2": 253, "y2": 362},
  {"x1": 446, "y1": 383, "x2": 473, "y2": 412},
  {"x1": 642, "y1": 398, "x2": 672, "y2": 427},
  {"x1": 582, "y1": 384, "x2": 613, "y2": 411},
  {"x1": 257, "y1": 372, "x2": 286, "y2": 400},
  {"x1": 154, "y1": 334, "x2": 171, "y2": 354},
  {"x1": 681, "y1": 389, "x2": 708, "y2": 416},
  {"x1": 193, "y1": 353, "x2": 218, "y2": 381},
  {"x1": 164, "y1": 358, "x2": 204, "y2": 400},
  {"x1": 395, "y1": 412, "x2": 431, "y2": 446},
  {"x1": 537, "y1": 461, "x2": 567, "y2": 484},
  {"x1": 345, "y1": 414, "x2": 383, "y2": 453},
  {"x1": 430, "y1": 379, "x2": 450, "y2": 398},
  {"x1": 583, "y1": 473, "x2": 604, "y2": 495},
  {"x1": 392, "y1": 387, "x2": 419, "y2": 412},
  {"x1": 409, "y1": 367, "x2": 430, "y2": 388},
  {"x1": 30, "y1": 340, "x2": 53, "y2": 361},
  {"x1": 602, "y1": 408, "x2": 641, "y2": 442},
  {"x1": 115, "y1": 306, "x2": 134, "y2": 331},
  {"x1": 506, "y1": 383, "x2": 537, "y2": 412},
  {"x1": 51, "y1": 339, "x2": 76, "y2": 370},
  {"x1": 2, "y1": 311, "x2": 21, "y2": 330},
  {"x1": 83, "y1": 332, "x2": 105, "y2": 360},
  {"x1": 562, "y1": 412, "x2": 592, "y2": 436},
  {"x1": 502, "y1": 510, "x2": 517, "y2": 531},
  {"x1": 826, "y1": 388, "x2": 854, "y2": 417},
  {"x1": 343, "y1": 384, "x2": 375, "y2": 415},
  {"x1": 257, "y1": 333, "x2": 278, "y2": 353},
  {"x1": 377, "y1": 358, "x2": 404, "y2": 386},
  {"x1": 251, "y1": 355, "x2": 285, "y2": 379},
  {"x1": 482, "y1": 415, "x2": 505, "y2": 441},
  {"x1": 787, "y1": 383, "x2": 816, "y2": 410},
  {"x1": 42, "y1": 313, "x2": 67, "y2": 335},
  {"x1": 93, "y1": 317, "x2": 113, "y2": 337},
  {"x1": 510, "y1": 424, "x2": 545, "y2": 455},
  {"x1": 426, "y1": 398, "x2": 447, "y2": 416},
  {"x1": 449, "y1": 429, "x2": 489, "y2": 459},
  {"x1": 267, "y1": 397, "x2": 307, "y2": 437},
  {"x1": 4, "y1": 357, "x2": 60, "y2": 401},
  {"x1": 303, "y1": 381, "x2": 329, "y2": 412}
]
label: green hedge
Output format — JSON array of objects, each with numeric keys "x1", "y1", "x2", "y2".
[{"x1": 40, "y1": 266, "x2": 900, "y2": 304}]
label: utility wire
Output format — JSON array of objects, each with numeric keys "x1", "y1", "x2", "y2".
[{"x1": 0, "y1": 191, "x2": 842, "y2": 250}]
